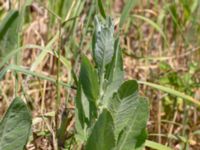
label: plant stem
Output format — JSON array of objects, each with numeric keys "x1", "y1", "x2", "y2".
[{"x1": 56, "y1": 21, "x2": 62, "y2": 110}]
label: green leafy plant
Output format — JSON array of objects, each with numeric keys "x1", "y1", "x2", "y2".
[
  {"x1": 74, "y1": 17, "x2": 149, "y2": 150},
  {"x1": 0, "y1": 97, "x2": 32, "y2": 150}
]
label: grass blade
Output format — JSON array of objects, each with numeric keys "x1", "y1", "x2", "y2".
[
  {"x1": 0, "y1": 64, "x2": 72, "y2": 88},
  {"x1": 0, "y1": 10, "x2": 18, "y2": 40},
  {"x1": 97, "y1": 0, "x2": 106, "y2": 19},
  {"x1": 0, "y1": 44, "x2": 70, "y2": 69},
  {"x1": 132, "y1": 14, "x2": 168, "y2": 45},
  {"x1": 138, "y1": 81, "x2": 200, "y2": 107},
  {"x1": 119, "y1": 0, "x2": 138, "y2": 28},
  {"x1": 145, "y1": 140, "x2": 172, "y2": 150},
  {"x1": 30, "y1": 33, "x2": 58, "y2": 71}
]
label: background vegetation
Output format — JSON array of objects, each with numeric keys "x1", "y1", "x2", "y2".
[{"x1": 0, "y1": 0, "x2": 200, "y2": 149}]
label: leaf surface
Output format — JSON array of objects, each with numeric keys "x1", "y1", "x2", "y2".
[
  {"x1": 103, "y1": 38, "x2": 124, "y2": 105},
  {"x1": 119, "y1": 0, "x2": 138, "y2": 27},
  {"x1": 0, "y1": 10, "x2": 19, "y2": 57},
  {"x1": 79, "y1": 55, "x2": 99, "y2": 102},
  {"x1": 97, "y1": 0, "x2": 106, "y2": 19},
  {"x1": 74, "y1": 82, "x2": 90, "y2": 142},
  {"x1": 93, "y1": 17, "x2": 114, "y2": 73},
  {"x1": 108, "y1": 80, "x2": 149, "y2": 150},
  {"x1": 0, "y1": 97, "x2": 32, "y2": 150},
  {"x1": 85, "y1": 109, "x2": 115, "y2": 150},
  {"x1": 75, "y1": 83, "x2": 85, "y2": 129},
  {"x1": 117, "y1": 97, "x2": 148, "y2": 150}
]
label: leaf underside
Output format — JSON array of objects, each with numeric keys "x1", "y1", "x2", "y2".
[
  {"x1": 93, "y1": 17, "x2": 115, "y2": 73},
  {"x1": 108, "y1": 80, "x2": 149, "y2": 150}
]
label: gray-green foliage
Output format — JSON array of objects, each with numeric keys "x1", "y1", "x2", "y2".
[
  {"x1": 93, "y1": 17, "x2": 114, "y2": 74},
  {"x1": 85, "y1": 109, "x2": 115, "y2": 150},
  {"x1": 0, "y1": 97, "x2": 32, "y2": 150},
  {"x1": 75, "y1": 17, "x2": 149, "y2": 150},
  {"x1": 103, "y1": 38, "x2": 124, "y2": 106}
]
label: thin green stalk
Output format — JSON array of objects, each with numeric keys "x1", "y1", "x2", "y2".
[
  {"x1": 64, "y1": 0, "x2": 85, "y2": 107},
  {"x1": 15, "y1": 0, "x2": 21, "y2": 97},
  {"x1": 66, "y1": 0, "x2": 95, "y2": 108},
  {"x1": 57, "y1": 109, "x2": 70, "y2": 147},
  {"x1": 99, "y1": 67, "x2": 105, "y2": 98},
  {"x1": 56, "y1": 21, "x2": 62, "y2": 110},
  {"x1": 182, "y1": 102, "x2": 189, "y2": 148}
]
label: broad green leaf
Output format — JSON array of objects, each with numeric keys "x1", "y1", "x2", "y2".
[
  {"x1": 93, "y1": 17, "x2": 114, "y2": 73},
  {"x1": 103, "y1": 38, "x2": 124, "y2": 105},
  {"x1": 119, "y1": 0, "x2": 138, "y2": 27},
  {"x1": 85, "y1": 109, "x2": 115, "y2": 150},
  {"x1": 0, "y1": 10, "x2": 19, "y2": 57},
  {"x1": 75, "y1": 83, "x2": 85, "y2": 129},
  {"x1": 79, "y1": 55, "x2": 99, "y2": 102},
  {"x1": 75, "y1": 112, "x2": 87, "y2": 143},
  {"x1": 108, "y1": 80, "x2": 149, "y2": 150},
  {"x1": 74, "y1": 88, "x2": 90, "y2": 143},
  {"x1": 0, "y1": 97, "x2": 32, "y2": 150},
  {"x1": 81, "y1": 89, "x2": 90, "y2": 122},
  {"x1": 97, "y1": 0, "x2": 106, "y2": 19},
  {"x1": 74, "y1": 81, "x2": 94, "y2": 141},
  {"x1": 135, "y1": 129, "x2": 148, "y2": 150},
  {"x1": 116, "y1": 97, "x2": 149, "y2": 150},
  {"x1": 108, "y1": 80, "x2": 138, "y2": 136},
  {"x1": 117, "y1": 80, "x2": 138, "y2": 98}
]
